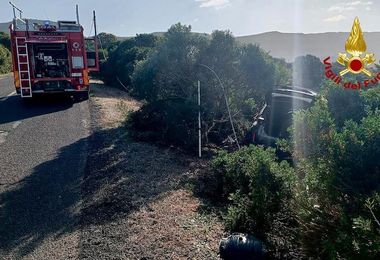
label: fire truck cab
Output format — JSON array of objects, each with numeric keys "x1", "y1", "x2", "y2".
[{"x1": 9, "y1": 4, "x2": 99, "y2": 99}]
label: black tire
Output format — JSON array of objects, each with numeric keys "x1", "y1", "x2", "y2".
[
  {"x1": 81, "y1": 91, "x2": 89, "y2": 100},
  {"x1": 21, "y1": 97, "x2": 34, "y2": 105},
  {"x1": 75, "y1": 91, "x2": 89, "y2": 102}
]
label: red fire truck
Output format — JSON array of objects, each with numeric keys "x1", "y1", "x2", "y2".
[{"x1": 9, "y1": 2, "x2": 99, "y2": 99}]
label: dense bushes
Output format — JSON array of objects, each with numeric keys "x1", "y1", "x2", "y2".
[
  {"x1": 293, "y1": 55, "x2": 324, "y2": 91},
  {"x1": 100, "y1": 23, "x2": 291, "y2": 149},
  {"x1": 128, "y1": 98, "x2": 198, "y2": 149},
  {"x1": 212, "y1": 146, "x2": 295, "y2": 234},
  {"x1": 211, "y1": 84, "x2": 380, "y2": 258},
  {"x1": 292, "y1": 88, "x2": 380, "y2": 258},
  {"x1": 0, "y1": 44, "x2": 11, "y2": 74},
  {"x1": 211, "y1": 145, "x2": 300, "y2": 258},
  {"x1": 98, "y1": 21, "x2": 380, "y2": 258},
  {"x1": 0, "y1": 32, "x2": 11, "y2": 74},
  {"x1": 0, "y1": 32, "x2": 12, "y2": 74},
  {"x1": 110, "y1": 24, "x2": 290, "y2": 149},
  {"x1": 100, "y1": 34, "x2": 158, "y2": 88},
  {"x1": 0, "y1": 32, "x2": 11, "y2": 50}
]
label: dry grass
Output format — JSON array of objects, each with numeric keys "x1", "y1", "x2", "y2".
[
  {"x1": 80, "y1": 81, "x2": 224, "y2": 259},
  {"x1": 124, "y1": 190, "x2": 224, "y2": 259},
  {"x1": 90, "y1": 80, "x2": 141, "y2": 128}
]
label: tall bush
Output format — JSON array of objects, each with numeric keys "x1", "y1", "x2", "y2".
[
  {"x1": 129, "y1": 24, "x2": 290, "y2": 148},
  {"x1": 214, "y1": 146, "x2": 295, "y2": 233},
  {"x1": 0, "y1": 44, "x2": 11, "y2": 74},
  {"x1": 101, "y1": 34, "x2": 158, "y2": 88},
  {"x1": 0, "y1": 32, "x2": 10, "y2": 50},
  {"x1": 290, "y1": 86, "x2": 380, "y2": 258},
  {"x1": 210, "y1": 84, "x2": 380, "y2": 258}
]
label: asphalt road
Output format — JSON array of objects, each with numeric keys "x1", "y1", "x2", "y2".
[{"x1": 0, "y1": 75, "x2": 90, "y2": 259}]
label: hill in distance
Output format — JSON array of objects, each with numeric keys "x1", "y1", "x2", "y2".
[
  {"x1": 2, "y1": 20, "x2": 380, "y2": 63},
  {"x1": 119, "y1": 31, "x2": 380, "y2": 62},
  {"x1": 236, "y1": 31, "x2": 380, "y2": 62},
  {"x1": 100, "y1": 31, "x2": 380, "y2": 63},
  {"x1": 0, "y1": 22, "x2": 11, "y2": 33}
]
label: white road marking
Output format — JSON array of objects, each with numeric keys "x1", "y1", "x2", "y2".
[
  {"x1": 7, "y1": 91, "x2": 16, "y2": 97},
  {"x1": 0, "y1": 91, "x2": 16, "y2": 101}
]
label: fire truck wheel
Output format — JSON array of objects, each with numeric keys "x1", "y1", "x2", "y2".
[
  {"x1": 82, "y1": 91, "x2": 89, "y2": 100},
  {"x1": 21, "y1": 97, "x2": 33, "y2": 105},
  {"x1": 75, "y1": 91, "x2": 89, "y2": 101}
]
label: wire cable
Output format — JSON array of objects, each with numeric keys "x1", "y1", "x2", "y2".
[
  {"x1": 97, "y1": 34, "x2": 108, "y2": 61},
  {"x1": 87, "y1": 19, "x2": 94, "y2": 38},
  {"x1": 97, "y1": 26, "x2": 128, "y2": 92}
]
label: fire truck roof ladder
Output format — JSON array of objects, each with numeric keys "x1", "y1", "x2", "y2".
[{"x1": 9, "y1": 2, "x2": 26, "y2": 28}]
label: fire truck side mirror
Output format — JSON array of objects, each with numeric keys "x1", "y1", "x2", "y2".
[{"x1": 85, "y1": 38, "x2": 99, "y2": 72}]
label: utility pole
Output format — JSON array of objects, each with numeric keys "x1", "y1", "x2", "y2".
[
  {"x1": 198, "y1": 80, "x2": 202, "y2": 158},
  {"x1": 93, "y1": 10, "x2": 97, "y2": 37}
]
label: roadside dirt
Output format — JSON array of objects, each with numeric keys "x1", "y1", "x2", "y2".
[
  {"x1": 0, "y1": 73, "x2": 12, "y2": 78},
  {"x1": 89, "y1": 79, "x2": 141, "y2": 129},
  {"x1": 80, "y1": 81, "x2": 224, "y2": 259}
]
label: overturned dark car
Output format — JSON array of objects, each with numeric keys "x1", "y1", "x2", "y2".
[{"x1": 245, "y1": 86, "x2": 317, "y2": 147}]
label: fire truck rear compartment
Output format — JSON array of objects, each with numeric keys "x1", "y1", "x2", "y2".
[
  {"x1": 32, "y1": 43, "x2": 69, "y2": 79},
  {"x1": 33, "y1": 80, "x2": 72, "y2": 92}
]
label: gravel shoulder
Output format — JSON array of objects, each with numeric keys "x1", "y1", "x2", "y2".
[{"x1": 79, "y1": 81, "x2": 224, "y2": 259}]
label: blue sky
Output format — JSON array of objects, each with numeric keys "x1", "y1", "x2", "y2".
[{"x1": 1, "y1": 0, "x2": 379, "y2": 36}]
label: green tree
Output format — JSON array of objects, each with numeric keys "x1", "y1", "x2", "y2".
[
  {"x1": 239, "y1": 44, "x2": 276, "y2": 100},
  {"x1": 130, "y1": 25, "x2": 291, "y2": 148},
  {"x1": 129, "y1": 24, "x2": 206, "y2": 149},
  {"x1": 272, "y1": 57, "x2": 291, "y2": 86},
  {"x1": 293, "y1": 55, "x2": 324, "y2": 91},
  {"x1": 97, "y1": 32, "x2": 118, "y2": 51},
  {"x1": 101, "y1": 33, "x2": 158, "y2": 88},
  {"x1": 96, "y1": 32, "x2": 119, "y2": 61},
  {"x1": 132, "y1": 24, "x2": 204, "y2": 101},
  {"x1": 196, "y1": 30, "x2": 243, "y2": 143}
]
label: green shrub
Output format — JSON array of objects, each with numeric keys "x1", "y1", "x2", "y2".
[
  {"x1": 128, "y1": 24, "x2": 291, "y2": 150},
  {"x1": 0, "y1": 44, "x2": 11, "y2": 74},
  {"x1": 212, "y1": 145, "x2": 296, "y2": 236},
  {"x1": 209, "y1": 85, "x2": 380, "y2": 258},
  {"x1": 100, "y1": 34, "x2": 158, "y2": 88},
  {"x1": 362, "y1": 87, "x2": 380, "y2": 111},
  {"x1": 291, "y1": 88, "x2": 380, "y2": 259},
  {"x1": 293, "y1": 55, "x2": 324, "y2": 91},
  {"x1": 327, "y1": 87, "x2": 366, "y2": 129},
  {"x1": 0, "y1": 32, "x2": 10, "y2": 50},
  {"x1": 128, "y1": 98, "x2": 198, "y2": 149}
]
